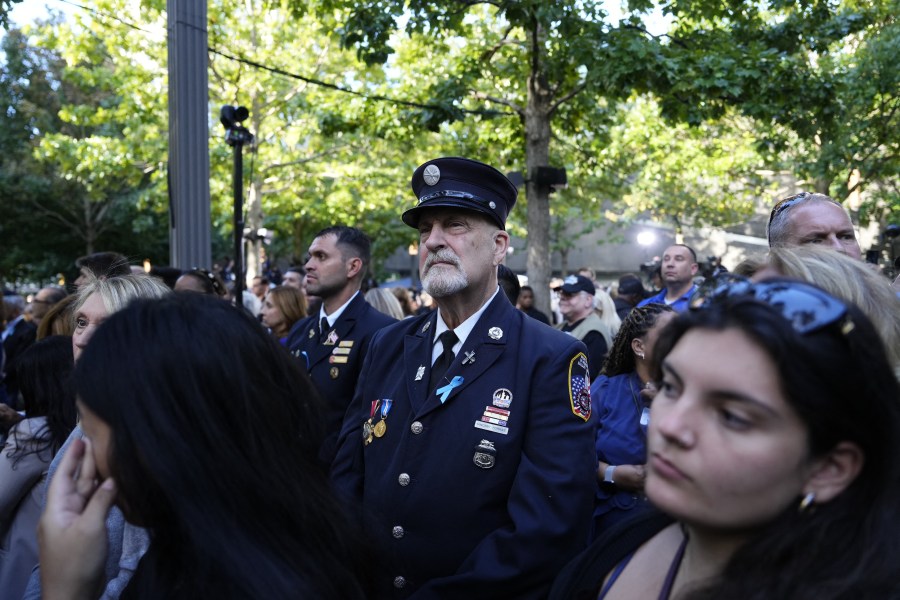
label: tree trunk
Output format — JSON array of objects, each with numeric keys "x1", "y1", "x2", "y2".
[
  {"x1": 245, "y1": 175, "x2": 263, "y2": 281},
  {"x1": 84, "y1": 202, "x2": 97, "y2": 255},
  {"x1": 524, "y1": 22, "x2": 554, "y2": 316},
  {"x1": 244, "y1": 1, "x2": 263, "y2": 284},
  {"x1": 244, "y1": 86, "x2": 265, "y2": 285}
]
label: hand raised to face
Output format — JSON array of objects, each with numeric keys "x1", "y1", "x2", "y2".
[{"x1": 38, "y1": 437, "x2": 117, "y2": 600}]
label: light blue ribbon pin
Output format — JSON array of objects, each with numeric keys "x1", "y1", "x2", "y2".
[{"x1": 436, "y1": 376, "x2": 464, "y2": 404}]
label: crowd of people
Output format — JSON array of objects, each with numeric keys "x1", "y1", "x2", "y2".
[{"x1": 0, "y1": 158, "x2": 898, "y2": 599}]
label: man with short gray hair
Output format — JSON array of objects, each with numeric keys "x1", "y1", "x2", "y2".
[{"x1": 767, "y1": 192, "x2": 862, "y2": 260}]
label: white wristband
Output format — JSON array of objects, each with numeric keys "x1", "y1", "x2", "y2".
[{"x1": 604, "y1": 465, "x2": 616, "y2": 484}]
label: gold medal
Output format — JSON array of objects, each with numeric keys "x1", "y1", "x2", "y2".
[{"x1": 373, "y1": 419, "x2": 387, "y2": 438}]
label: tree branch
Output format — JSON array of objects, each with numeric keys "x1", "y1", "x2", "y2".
[
  {"x1": 479, "y1": 24, "x2": 516, "y2": 63},
  {"x1": 549, "y1": 83, "x2": 587, "y2": 116},
  {"x1": 617, "y1": 23, "x2": 688, "y2": 49},
  {"x1": 262, "y1": 144, "x2": 352, "y2": 172},
  {"x1": 469, "y1": 90, "x2": 524, "y2": 115}
]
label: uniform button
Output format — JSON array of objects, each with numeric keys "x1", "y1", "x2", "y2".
[
  {"x1": 392, "y1": 526, "x2": 405, "y2": 539},
  {"x1": 394, "y1": 576, "x2": 406, "y2": 589},
  {"x1": 411, "y1": 421, "x2": 424, "y2": 434},
  {"x1": 398, "y1": 473, "x2": 410, "y2": 486}
]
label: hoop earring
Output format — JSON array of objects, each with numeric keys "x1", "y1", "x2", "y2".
[{"x1": 799, "y1": 492, "x2": 816, "y2": 513}]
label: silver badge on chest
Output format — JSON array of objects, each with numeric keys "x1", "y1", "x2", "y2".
[{"x1": 473, "y1": 439, "x2": 497, "y2": 469}]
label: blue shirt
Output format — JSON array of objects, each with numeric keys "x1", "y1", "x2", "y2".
[
  {"x1": 637, "y1": 284, "x2": 698, "y2": 313},
  {"x1": 590, "y1": 372, "x2": 649, "y2": 517}
]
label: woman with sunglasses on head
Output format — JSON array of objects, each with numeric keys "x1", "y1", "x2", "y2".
[
  {"x1": 173, "y1": 268, "x2": 228, "y2": 298},
  {"x1": 37, "y1": 293, "x2": 372, "y2": 600},
  {"x1": 551, "y1": 277, "x2": 900, "y2": 600}
]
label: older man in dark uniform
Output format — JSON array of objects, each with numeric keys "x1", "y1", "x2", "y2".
[
  {"x1": 286, "y1": 225, "x2": 395, "y2": 464},
  {"x1": 332, "y1": 157, "x2": 596, "y2": 599}
]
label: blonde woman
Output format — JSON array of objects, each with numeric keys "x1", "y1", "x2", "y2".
[
  {"x1": 365, "y1": 288, "x2": 405, "y2": 320},
  {"x1": 594, "y1": 288, "x2": 622, "y2": 349},
  {"x1": 763, "y1": 246, "x2": 900, "y2": 378}
]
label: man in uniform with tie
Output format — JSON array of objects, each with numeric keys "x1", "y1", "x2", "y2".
[
  {"x1": 332, "y1": 158, "x2": 596, "y2": 599},
  {"x1": 285, "y1": 225, "x2": 396, "y2": 464}
]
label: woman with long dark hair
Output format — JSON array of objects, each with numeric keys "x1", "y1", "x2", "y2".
[
  {"x1": 39, "y1": 293, "x2": 372, "y2": 599},
  {"x1": 552, "y1": 277, "x2": 900, "y2": 599},
  {"x1": 0, "y1": 336, "x2": 76, "y2": 599}
]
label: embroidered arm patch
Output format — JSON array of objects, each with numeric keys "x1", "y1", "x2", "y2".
[{"x1": 568, "y1": 352, "x2": 592, "y2": 422}]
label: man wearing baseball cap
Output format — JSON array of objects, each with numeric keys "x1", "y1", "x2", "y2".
[
  {"x1": 555, "y1": 274, "x2": 608, "y2": 380},
  {"x1": 614, "y1": 274, "x2": 646, "y2": 320},
  {"x1": 332, "y1": 157, "x2": 595, "y2": 599}
]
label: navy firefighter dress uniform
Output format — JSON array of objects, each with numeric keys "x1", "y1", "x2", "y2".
[
  {"x1": 286, "y1": 292, "x2": 396, "y2": 464},
  {"x1": 332, "y1": 291, "x2": 597, "y2": 599}
]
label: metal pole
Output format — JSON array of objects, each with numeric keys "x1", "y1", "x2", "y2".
[
  {"x1": 233, "y1": 141, "x2": 245, "y2": 302},
  {"x1": 221, "y1": 105, "x2": 252, "y2": 305},
  {"x1": 167, "y1": 0, "x2": 211, "y2": 269}
]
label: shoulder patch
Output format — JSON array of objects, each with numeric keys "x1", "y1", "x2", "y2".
[{"x1": 567, "y1": 352, "x2": 592, "y2": 422}]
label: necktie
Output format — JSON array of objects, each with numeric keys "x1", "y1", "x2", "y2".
[
  {"x1": 429, "y1": 330, "x2": 459, "y2": 394},
  {"x1": 320, "y1": 317, "x2": 330, "y2": 342}
]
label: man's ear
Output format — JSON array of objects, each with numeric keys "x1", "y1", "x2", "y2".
[
  {"x1": 492, "y1": 230, "x2": 510, "y2": 266},
  {"x1": 346, "y1": 256, "x2": 363, "y2": 280},
  {"x1": 690, "y1": 263, "x2": 699, "y2": 276},
  {"x1": 803, "y1": 441, "x2": 864, "y2": 504}
]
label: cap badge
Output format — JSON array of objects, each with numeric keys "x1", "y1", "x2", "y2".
[
  {"x1": 489, "y1": 201, "x2": 496, "y2": 209},
  {"x1": 564, "y1": 275, "x2": 578, "y2": 285},
  {"x1": 423, "y1": 164, "x2": 441, "y2": 186}
]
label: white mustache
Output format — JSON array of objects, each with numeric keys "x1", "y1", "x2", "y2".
[{"x1": 423, "y1": 249, "x2": 462, "y2": 272}]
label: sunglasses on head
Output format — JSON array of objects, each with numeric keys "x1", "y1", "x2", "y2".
[
  {"x1": 768, "y1": 192, "x2": 812, "y2": 227},
  {"x1": 689, "y1": 274, "x2": 854, "y2": 336}
]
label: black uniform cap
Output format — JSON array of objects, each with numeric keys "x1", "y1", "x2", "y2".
[{"x1": 403, "y1": 157, "x2": 518, "y2": 230}]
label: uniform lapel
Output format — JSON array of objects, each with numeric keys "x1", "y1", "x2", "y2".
[
  {"x1": 307, "y1": 294, "x2": 361, "y2": 369},
  {"x1": 416, "y1": 294, "x2": 512, "y2": 418},
  {"x1": 406, "y1": 313, "x2": 438, "y2": 413}
]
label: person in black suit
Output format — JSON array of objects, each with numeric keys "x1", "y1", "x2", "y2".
[
  {"x1": 2, "y1": 294, "x2": 37, "y2": 407},
  {"x1": 332, "y1": 157, "x2": 596, "y2": 599},
  {"x1": 285, "y1": 226, "x2": 396, "y2": 464}
]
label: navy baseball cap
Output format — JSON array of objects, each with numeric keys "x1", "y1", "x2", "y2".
[
  {"x1": 404, "y1": 157, "x2": 518, "y2": 230},
  {"x1": 554, "y1": 275, "x2": 596, "y2": 296},
  {"x1": 617, "y1": 276, "x2": 646, "y2": 296}
]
